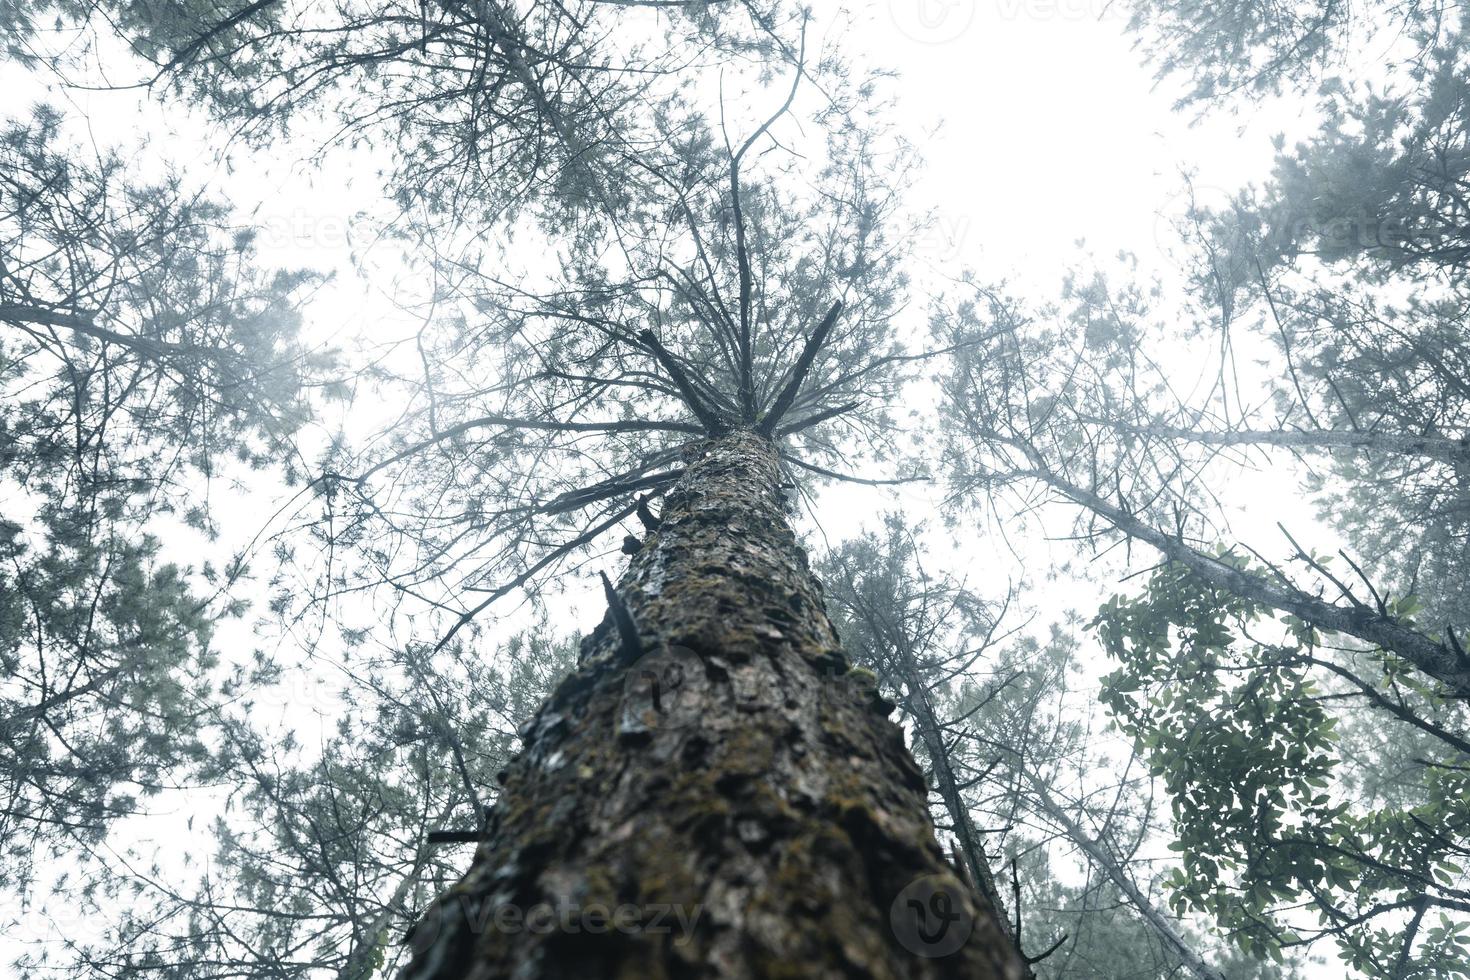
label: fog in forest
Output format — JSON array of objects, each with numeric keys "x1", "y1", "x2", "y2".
[{"x1": 2, "y1": 2, "x2": 1468, "y2": 978}]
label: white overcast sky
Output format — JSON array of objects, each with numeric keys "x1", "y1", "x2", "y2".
[{"x1": 2, "y1": 1, "x2": 1356, "y2": 974}]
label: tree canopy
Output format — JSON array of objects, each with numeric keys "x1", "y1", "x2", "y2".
[{"x1": 1, "y1": 0, "x2": 1467, "y2": 976}]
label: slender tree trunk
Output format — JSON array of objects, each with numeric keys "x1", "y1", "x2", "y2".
[
  {"x1": 1020, "y1": 464, "x2": 1470, "y2": 699},
  {"x1": 401, "y1": 430, "x2": 1024, "y2": 979},
  {"x1": 1021, "y1": 778, "x2": 1225, "y2": 980},
  {"x1": 341, "y1": 799, "x2": 459, "y2": 980},
  {"x1": 1103, "y1": 421, "x2": 1470, "y2": 462},
  {"x1": 888, "y1": 654, "x2": 1023, "y2": 966}
]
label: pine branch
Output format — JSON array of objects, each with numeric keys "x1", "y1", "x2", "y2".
[
  {"x1": 783, "y1": 454, "x2": 928, "y2": 487},
  {"x1": 758, "y1": 300, "x2": 843, "y2": 436},
  {"x1": 356, "y1": 414, "x2": 699, "y2": 481},
  {"x1": 434, "y1": 499, "x2": 640, "y2": 653},
  {"x1": 775, "y1": 399, "x2": 858, "y2": 438},
  {"x1": 727, "y1": 19, "x2": 807, "y2": 420},
  {"x1": 637, "y1": 328, "x2": 729, "y2": 433}
]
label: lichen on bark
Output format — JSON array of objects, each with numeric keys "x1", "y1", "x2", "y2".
[{"x1": 400, "y1": 430, "x2": 1025, "y2": 979}]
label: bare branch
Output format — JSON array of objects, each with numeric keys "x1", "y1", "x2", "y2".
[
  {"x1": 758, "y1": 300, "x2": 842, "y2": 436},
  {"x1": 636, "y1": 328, "x2": 729, "y2": 433}
]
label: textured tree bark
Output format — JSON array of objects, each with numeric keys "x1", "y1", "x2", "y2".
[{"x1": 400, "y1": 430, "x2": 1025, "y2": 979}]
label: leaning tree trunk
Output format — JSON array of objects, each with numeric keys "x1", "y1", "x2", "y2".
[
  {"x1": 894, "y1": 659, "x2": 1024, "y2": 966},
  {"x1": 401, "y1": 430, "x2": 1025, "y2": 978},
  {"x1": 1021, "y1": 777, "x2": 1225, "y2": 980}
]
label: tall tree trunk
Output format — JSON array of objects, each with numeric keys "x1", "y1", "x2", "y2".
[
  {"x1": 1017, "y1": 462, "x2": 1470, "y2": 699},
  {"x1": 1102, "y1": 421, "x2": 1470, "y2": 462},
  {"x1": 887, "y1": 650, "x2": 1023, "y2": 965},
  {"x1": 401, "y1": 431, "x2": 1025, "y2": 979},
  {"x1": 1021, "y1": 777, "x2": 1225, "y2": 980}
]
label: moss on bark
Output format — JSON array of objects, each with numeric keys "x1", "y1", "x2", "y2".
[{"x1": 400, "y1": 431, "x2": 1025, "y2": 979}]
